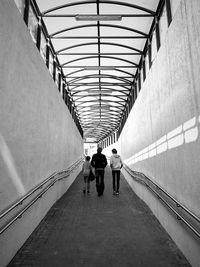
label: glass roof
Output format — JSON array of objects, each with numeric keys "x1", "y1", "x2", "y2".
[{"x1": 36, "y1": 0, "x2": 160, "y2": 142}]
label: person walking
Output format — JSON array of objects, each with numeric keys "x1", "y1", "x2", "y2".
[
  {"x1": 91, "y1": 147, "x2": 107, "y2": 196},
  {"x1": 110, "y1": 148, "x2": 123, "y2": 195},
  {"x1": 82, "y1": 156, "x2": 92, "y2": 195}
]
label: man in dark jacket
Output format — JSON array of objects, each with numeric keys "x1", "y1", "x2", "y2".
[{"x1": 91, "y1": 147, "x2": 107, "y2": 196}]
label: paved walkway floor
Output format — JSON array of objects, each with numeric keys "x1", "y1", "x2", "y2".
[{"x1": 8, "y1": 167, "x2": 190, "y2": 267}]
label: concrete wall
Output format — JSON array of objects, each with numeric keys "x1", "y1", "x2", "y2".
[
  {"x1": 0, "y1": 1, "x2": 83, "y2": 266},
  {"x1": 118, "y1": 1, "x2": 200, "y2": 266}
]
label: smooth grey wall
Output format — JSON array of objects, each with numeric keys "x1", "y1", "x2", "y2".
[
  {"x1": 0, "y1": 1, "x2": 83, "y2": 266},
  {"x1": 119, "y1": 1, "x2": 200, "y2": 266}
]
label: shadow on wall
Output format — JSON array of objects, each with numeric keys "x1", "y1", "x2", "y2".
[
  {"x1": 124, "y1": 116, "x2": 198, "y2": 165},
  {"x1": 0, "y1": 133, "x2": 25, "y2": 196}
]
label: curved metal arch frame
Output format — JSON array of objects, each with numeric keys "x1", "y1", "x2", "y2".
[
  {"x1": 69, "y1": 82, "x2": 132, "y2": 91},
  {"x1": 79, "y1": 116, "x2": 122, "y2": 124},
  {"x1": 42, "y1": 0, "x2": 156, "y2": 16},
  {"x1": 56, "y1": 41, "x2": 142, "y2": 54},
  {"x1": 85, "y1": 123, "x2": 117, "y2": 130},
  {"x1": 80, "y1": 119, "x2": 122, "y2": 127},
  {"x1": 83, "y1": 119, "x2": 120, "y2": 125},
  {"x1": 86, "y1": 127, "x2": 114, "y2": 132},
  {"x1": 86, "y1": 130, "x2": 111, "y2": 137},
  {"x1": 74, "y1": 96, "x2": 127, "y2": 104},
  {"x1": 79, "y1": 108, "x2": 122, "y2": 114},
  {"x1": 76, "y1": 99, "x2": 125, "y2": 107},
  {"x1": 84, "y1": 129, "x2": 116, "y2": 135},
  {"x1": 50, "y1": 24, "x2": 148, "y2": 38},
  {"x1": 77, "y1": 104, "x2": 124, "y2": 112},
  {"x1": 81, "y1": 115, "x2": 119, "y2": 120},
  {"x1": 61, "y1": 55, "x2": 138, "y2": 68},
  {"x1": 72, "y1": 93, "x2": 128, "y2": 98},
  {"x1": 65, "y1": 68, "x2": 135, "y2": 79},
  {"x1": 82, "y1": 122, "x2": 121, "y2": 128},
  {"x1": 83, "y1": 120, "x2": 118, "y2": 126},
  {"x1": 80, "y1": 114, "x2": 122, "y2": 121},
  {"x1": 77, "y1": 108, "x2": 124, "y2": 115},
  {"x1": 71, "y1": 87, "x2": 129, "y2": 96},
  {"x1": 79, "y1": 107, "x2": 123, "y2": 113},
  {"x1": 68, "y1": 74, "x2": 133, "y2": 85},
  {"x1": 81, "y1": 112, "x2": 123, "y2": 122},
  {"x1": 80, "y1": 116, "x2": 121, "y2": 122},
  {"x1": 97, "y1": 123, "x2": 119, "y2": 130},
  {"x1": 89, "y1": 126, "x2": 116, "y2": 132},
  {"x1": 86, "y1": 128, "x2": 118, "y2": 134},
  {"x1": 74, "y1": 97, "x2": 127, "y2": 104},
  {"x1": 84, "y1": 127, "x2": 118, "y2": 134},
  {"x1": 75, "y1": 97, "x2": 125, "y2": 103},
  {"x1": 91, "y1": 115, "x2": 123, "y2": 122},
  {"x1": 74, "y1": 93, "x2": 126, "y2": 102}
]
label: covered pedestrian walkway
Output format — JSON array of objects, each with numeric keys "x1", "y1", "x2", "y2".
[
  {"x1": 1, "y1": 0, "x2": 200, "y2": 267},
  {"x1": 7, "y1": 168, "x2": 190, "y2": 267}
]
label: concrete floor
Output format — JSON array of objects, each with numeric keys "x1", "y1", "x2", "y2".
[{"x1": 8, "y1": 167, "x2": 191, "y2": 267}]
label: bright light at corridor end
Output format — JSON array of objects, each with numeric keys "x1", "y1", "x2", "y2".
[{"x1": 75, "y1": 15, "x2": 122, "y2": 21}]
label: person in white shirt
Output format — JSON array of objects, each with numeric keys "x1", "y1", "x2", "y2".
[{"x1": 110, "y1": 148, "x2": 123, "y2": 195}]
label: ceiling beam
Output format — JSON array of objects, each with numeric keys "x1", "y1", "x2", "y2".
[
  {"x1": 42, "y1": 1, "x2": 155, "y2": 16},
  {"x1": 43, "y1": 14, "x2": 154, "y2": 18},
  {"x1": 51, "y1": 36, "x2": 147, "y2": 39}
]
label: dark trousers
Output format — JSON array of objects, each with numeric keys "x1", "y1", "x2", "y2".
[
  {"x1": 112, "y1": 170, "x2": 120, "y2": 192},
  {"x1": 95, "y1": 169, "x2": 105, "y2": 195}
]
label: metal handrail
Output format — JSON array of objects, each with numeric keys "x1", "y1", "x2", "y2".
[
  {"x1": 0, "y1": 172, "x2": 56, "y2": 220},
  {"x1": 0, "y1": 158, "x2": 83, "y2": 234},
  {"x1": 123, "y1": 164, "x2": 200, "y2": 238}
]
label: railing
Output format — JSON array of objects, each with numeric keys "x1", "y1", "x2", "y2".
[
  {"x1": 123, "y1": 164, "x2": 200, "y2": 239},
  {"x1": 0, "y1": 158, "x2": 83, "y2": 235}
]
